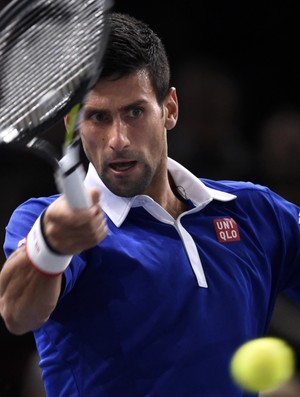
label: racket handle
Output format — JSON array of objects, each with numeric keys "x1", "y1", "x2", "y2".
[{"x1": 57, "y1": 147, "x2": 91, "y2": 209}]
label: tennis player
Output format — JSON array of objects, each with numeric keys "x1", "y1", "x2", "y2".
[{"x1": 1, "y1": 12, "x2": 300, "y2": 397}]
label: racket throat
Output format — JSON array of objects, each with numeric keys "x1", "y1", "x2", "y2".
[
  {"x1": 26, "y1": 137, "x2": 60, "y2": 170},
  {"x1": 56, "y1": 142, "x2": 91, "y2": 208}
]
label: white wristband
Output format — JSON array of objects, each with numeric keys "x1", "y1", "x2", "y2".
[{"x1": 26, "y1": 214, "x2": 72, "y2": 276}]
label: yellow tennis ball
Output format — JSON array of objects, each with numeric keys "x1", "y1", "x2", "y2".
[{"x1": 230, "y1": 337, "x2": 296, "y2": 393}]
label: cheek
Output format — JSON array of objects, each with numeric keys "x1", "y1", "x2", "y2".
[
  {"x1": 81, "y1": 125, "x2": 104, "y2": 150},
  {"x1": 147, "y1": 129, "x2": 167, "y2": 161},
  {"x1": 80, "y1": 133, "x2": 104, "y2": 163}
]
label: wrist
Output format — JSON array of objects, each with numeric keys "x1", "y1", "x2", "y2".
[{"x1": 26, "y1": 212, "x2": 72, "y2": 276}]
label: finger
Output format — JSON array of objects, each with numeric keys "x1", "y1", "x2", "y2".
[{"x1": 89, "y1": 188, "x2": 101, "y2": 206}]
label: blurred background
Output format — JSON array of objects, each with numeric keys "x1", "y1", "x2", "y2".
[{"x1": 1, "y1": 0, "x2": 300, "y2": 396}]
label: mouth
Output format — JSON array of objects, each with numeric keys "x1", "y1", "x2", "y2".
[{"x1": 109, "y1": 160, "x2": 137, "y2": 174}]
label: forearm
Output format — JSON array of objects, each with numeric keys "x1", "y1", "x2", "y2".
[
  {"x1": 0, "y1": 188, "x2": 107, "y2": 335},
  {"x1": 0, "y1": 246, "x2": 62, "y2": 335}
]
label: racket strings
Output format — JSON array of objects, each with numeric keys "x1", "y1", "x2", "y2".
[
  {"x1": 0, "y1": 0, "x2": 108, "y2": 141},
  {"x1": 2, "y1": 15, "x2": 101, "y2": 107},
  {"x1": 1, "y1": 3, "x2": 72, "y2": 95}
]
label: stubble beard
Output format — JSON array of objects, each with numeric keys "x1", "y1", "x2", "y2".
[{"x1": 100, "y1": 162, "x2": 153, "y2": 198}]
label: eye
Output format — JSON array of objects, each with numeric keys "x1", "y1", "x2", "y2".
[
  {"x1": 83, "y1": 109, "x2": 109, "y2": 123},
  {"x1": 128, "y1": 106, "x2": 144, "y2": 118}
]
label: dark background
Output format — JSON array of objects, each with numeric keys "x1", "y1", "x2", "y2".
[
  {"x1": 116, "y1": 0, "x2": 300, "y2": 146},
  {"x1": 1, "y1": 1, "x2": 300, "y2": 396}
]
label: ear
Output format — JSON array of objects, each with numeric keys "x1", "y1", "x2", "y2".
[
  {"x1": 164, "y1": 87, "x2": 179, "y2": 130},
  {"x1": 63, "y1": 114, "x2": 69, "y2": 128}
]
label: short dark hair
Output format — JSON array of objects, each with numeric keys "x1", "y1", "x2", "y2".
[{"x1": 100, "y1": 12, "x2": 171, "y2": 104}]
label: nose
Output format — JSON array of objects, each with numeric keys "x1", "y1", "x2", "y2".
[{"x1": 108, "y1": 120, "x2": 130, "y2": 152}]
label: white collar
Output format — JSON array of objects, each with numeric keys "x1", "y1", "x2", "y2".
[{"x1": 84, "y1": 157, "x2": 236, "y2": 227}]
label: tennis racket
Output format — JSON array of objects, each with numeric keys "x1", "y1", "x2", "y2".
[{"x1": 0, "y1": 0, "x2": 112, "y2": 208}]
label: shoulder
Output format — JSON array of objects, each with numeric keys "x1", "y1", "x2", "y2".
[
  {"x1": 11, "y1": 194, "x2": 60, "y2": 219},
  {"x1": 201, "y1": 178, "x2": 300, "y2": 230},
  {"x1": 201, "y1": 178, "x2": 269, "y2": 196},
  {"x1": 201, "y1": 178, "x2": 287, "y2": 207}
]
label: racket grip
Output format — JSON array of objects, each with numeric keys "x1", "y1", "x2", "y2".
[{"x1": 57, "y1": 148, "x2": 91, "y2": 209}]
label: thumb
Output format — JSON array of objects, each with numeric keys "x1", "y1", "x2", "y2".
[{"x1": 89, "y1": 188, "x2": 101, "y2": 206}]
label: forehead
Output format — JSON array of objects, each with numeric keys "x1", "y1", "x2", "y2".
[{"x1": 85, "y1": 70, "x2": 156, "y2": 107}]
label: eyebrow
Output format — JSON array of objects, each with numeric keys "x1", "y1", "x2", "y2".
[
  {"x1": 84, "y1": 99, "x2": 148, "y2": 113},
  {"x1": 120, "y1": 99, "x2": 147, "y2": 112}
]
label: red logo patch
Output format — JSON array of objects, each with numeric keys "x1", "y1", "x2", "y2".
[{"x1": 213, "y1": 218, "x2": 240, "y2": 243}]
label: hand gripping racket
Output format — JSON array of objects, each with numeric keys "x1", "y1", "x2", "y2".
[{"x1": 0, "y1": 0, "x2": 112, "y2": 208}]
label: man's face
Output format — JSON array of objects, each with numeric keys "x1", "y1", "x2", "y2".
[{"x1": 79, "y1": 70, "x2": 177, "y2": 198}]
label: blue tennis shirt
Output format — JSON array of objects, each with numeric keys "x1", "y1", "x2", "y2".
[{"x1": 4, "y1": 158, "x2": 300, "y2": 397}]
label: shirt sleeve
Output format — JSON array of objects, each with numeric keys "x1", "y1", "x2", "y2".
[
  {"x1": 3, "y1": 197, "x2": 52, "y2": 258},
  {"x1": 264, "y1": 188, "x2": 300, "y2": 302}
]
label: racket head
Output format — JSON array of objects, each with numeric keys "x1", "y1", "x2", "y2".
[{"x1": 0, "y1": 0, "x2": 112, "y2": 145}]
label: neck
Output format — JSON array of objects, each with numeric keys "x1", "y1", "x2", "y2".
[
  {"x1": 143, "y1": 158, "x2": 189, "y2": 218},
  {"x1": 149, "y1": 173, "x2": 188, "y2": 218},
  {"x1": 167, "y1": 173, "x2": 189, "y2": 218}
]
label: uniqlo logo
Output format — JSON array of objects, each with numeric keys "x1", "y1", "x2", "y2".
[{"x1": 213, "y1": 218, "x2": 240, "y2": 243}]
